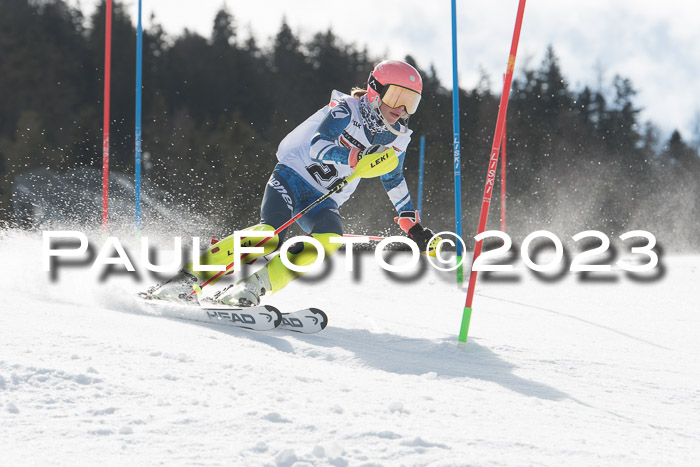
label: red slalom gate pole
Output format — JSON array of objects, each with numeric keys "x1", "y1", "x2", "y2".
[
  {"x1": 101, "y1": 0, "x2": 112, "y2": 233},
  {"x1": 459, "y1": 0, "x2": 526, "y2": 343},
  {"x1": 501, "y1": 90, "x2": 507, "y2": 233}
]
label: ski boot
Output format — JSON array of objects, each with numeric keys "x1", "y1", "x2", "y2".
[
  {"x1": 140, "y1": 224, "x2": 279, "y2": 302},
  {"x1": 142, "y1": 269, "x2": 201, "y2": 303},
  {"x1": 215, "y1": 269, "x2": 272, "y2": 307},
  {"x1": 213, "y1": 232, "x2": 343, "y2": 306}
]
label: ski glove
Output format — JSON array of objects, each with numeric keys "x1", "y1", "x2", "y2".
[
  {"x1": 349, "y1": 144, "x2": 388, "y2": 169},
  {"x1": 394, "y1": 211, "x2": 437, "y2": 252}
]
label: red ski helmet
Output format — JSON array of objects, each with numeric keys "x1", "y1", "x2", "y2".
[{"x1": 366, "y1": 60, "x2": 423, "y2": 115}]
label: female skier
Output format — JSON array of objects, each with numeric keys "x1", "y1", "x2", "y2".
[{"x1": 150, "y1": 59, "x2": 437, "y2": 306}]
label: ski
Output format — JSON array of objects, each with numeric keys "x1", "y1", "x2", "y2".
[
  {"x1": 139, "y1": 296, "x2": 282, "y2": 331},
  {"x1": 139, "y1": 294, "x2": 327, "y2": 334},
  {"x1": 279, "y1": 308, "x2": 328, "y2": 334},
  {"x1": 198, "y1": 304, "x2": 282, "y2": 331}
]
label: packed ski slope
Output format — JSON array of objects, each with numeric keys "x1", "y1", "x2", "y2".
[{"x1": 1, "y1": 230, "x2": 698, "y2": 466}]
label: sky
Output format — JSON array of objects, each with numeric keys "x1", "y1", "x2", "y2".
[{"x1": 66, "y1": 0, "x2": 700, "y2": 142}]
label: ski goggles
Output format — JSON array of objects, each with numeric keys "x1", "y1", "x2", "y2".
[{"x1": 380, "y1": 85, "x2": 422, "y2": 115}]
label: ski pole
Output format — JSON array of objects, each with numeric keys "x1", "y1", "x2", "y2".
[
  {"x1": 343, "y1": 234, "x2": 441, "y2": 260},
  {"x1": 191, "y1": 149, "x2": 399, "y2": 294},
  {"x1": 343, "y1": 234, "x2": 386, "y2": 242}
]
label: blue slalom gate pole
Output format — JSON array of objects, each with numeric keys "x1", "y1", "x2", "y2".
[
  {"x1": 417, "y1": 135, "x2": 426, "y2": 214},
  {"x1": 451, "y1": 0, "x2": 463, "y2": 284},
  {"x1": 134, "y1": 0, "x2": 143, "y2": 231}
]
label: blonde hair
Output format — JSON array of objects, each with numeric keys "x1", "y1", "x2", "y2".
[{"x1": 351, "y1": 87, "x2": 367, "y2": 98}]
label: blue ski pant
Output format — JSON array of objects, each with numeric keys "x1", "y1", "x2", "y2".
[{"x1": 260, "y1": 164, "x2": 343, "y2": 248}]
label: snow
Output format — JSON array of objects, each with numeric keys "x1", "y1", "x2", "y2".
[{"x1": 1, "y1": 230, "x2": 699, "y2": 465}]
